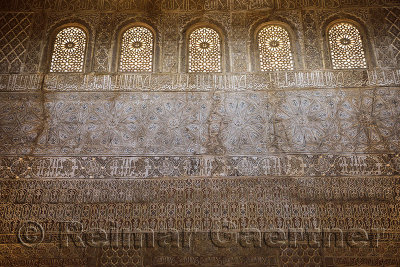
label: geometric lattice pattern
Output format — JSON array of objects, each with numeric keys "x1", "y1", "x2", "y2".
[
  {"x1": 328, "y1": 22, "x2": 367, "y2": 69},
  {"x1": 386, "y1": 7, "x2": 400, "y2": 62},
  {"x1": 49, "y1": 27, "x2": 87, "y2": 72},
  {"x1": 257, "y1": 25, "x2": 294, "y2": 71},
  {"x1": 0, "y1": 13, "x2": 32, "y2": 73},
  {"x1": 119, "y1": 26, "x2": 153, "y2": 72},
  {"x1": 188, "y1": 27, "x2": 222, "y2": 72},
  {"x1": 100, "y1": 246, "x2": 142, "y2": 267}
]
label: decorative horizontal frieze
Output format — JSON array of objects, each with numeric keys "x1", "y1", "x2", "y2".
[
  {"x1": 1, "y1": 0, "x2": 399, "y2": 12},
  {"x1": 0, "y1": 74, "x2": 42, "y2": 91},
  {"x1": 1, "y1": 154, "x2": 398, "y2": 179},
  {"x1": 1, "y1": 69, "x2": 398, "y2": 92},
  {"x1": 0, "y1": 176, "x2": 399, "y2": 234},
  {"x1": 1, "y1": 176, "x2": 398, "y2": 204}
]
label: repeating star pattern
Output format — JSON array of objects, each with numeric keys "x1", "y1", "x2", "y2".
[{"x1": 35, "y1": 93, "x2": 210, "y2": 155}]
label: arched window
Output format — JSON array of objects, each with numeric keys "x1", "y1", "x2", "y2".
[
  {"x1": 50, "y1": 26, "x2": 87, "y2": 72},
  {"x1": 257, "y1": 25, "x2": 294, "y2": 71},
  {"x1": 119, "y1": 26, "x2": 154, "y2": 72},
  {"x1": 188, "y1": 27, "x2": 222, "y2": 72},
  {"x1": 328, "y1": 22, "x2": 367, "y2": 69}
]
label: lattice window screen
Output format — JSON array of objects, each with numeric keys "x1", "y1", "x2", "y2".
[
  {"x1": 50, "y1": 27, "x2": 87, "y2": 72},
  {"x1": 328, "y1": 22, "x2": 367, "y2": 69},
  {"x1": 188, "y1": 27, "x2": 222, "y2": 72},
  {"x1": 119, "y1": 26, "x2": 153, "y2": 72},
  {"x1": 257, "y1": 25, "x2": 294, "y2": 71}
]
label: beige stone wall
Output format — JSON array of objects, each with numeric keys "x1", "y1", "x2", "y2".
[{"x1": 0, "y1": 0, "x2": 400, "y2": 266}]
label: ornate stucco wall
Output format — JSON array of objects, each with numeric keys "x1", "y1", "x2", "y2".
[{"x1": 1, "y1": 0, "x2": 400, "y2": 266}]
